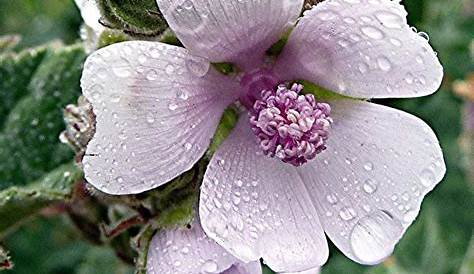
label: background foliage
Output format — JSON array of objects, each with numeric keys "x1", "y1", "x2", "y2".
[{"x1": 0, "y1": 0, "x2": 472, "y2": 273}]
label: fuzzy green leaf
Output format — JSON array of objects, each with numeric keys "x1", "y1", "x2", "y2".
[
  {"x1": 0, "y1": 45, "x2": 48, "y2": 127},
  {"x1": 0, "y1": 163, "x2": 82, "y2": 238},
  {"x1": 0, "y1": 44, "x2": 86, "y2": 190}
]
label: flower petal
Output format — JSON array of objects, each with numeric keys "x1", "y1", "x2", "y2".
[
  {"x1": 280, "y1": 267, "x2": 320, "y2": 274},
  {"x1": 199, "y1": 118, "x2": 329, "y2": 272},
  {"x1": 222, "y1": 262, "x2": 262, "y2": 274},
  {"x1": 147, "y1": 219, "x2": 260, "y2": 274},
  {"x1": 74, "y1": 0, "x2": 104, "y2": 32},
  {"x1": 81, "y1": 41, "x2": 239, "y2": 194},
  {"x1": 273, "y1": 0, "x2": 443, "y2": 98},
  {"x1": 156, "y1": 0, "x2": 304, "y2": 69},
  {"x1": 298, "y1": 99, "x2": 446, "y2": 264}
]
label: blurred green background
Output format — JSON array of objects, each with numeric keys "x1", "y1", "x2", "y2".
[{"x1": 0, "y1": 0, "x2": 473, "y2": 273}]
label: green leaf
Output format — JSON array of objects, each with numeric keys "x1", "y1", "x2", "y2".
[
  {"x1": 77, "y1": 246, "x2": 133, "y2": 274},
  {"x1": 0, "y1": 45, "x2": 48, "y2": 127},
  {"x1": 0, "y1": 163, "x2": 82, "y2": 237},
  {"x1": 4, "y1": 216, "x2": 97, "y2": 274},
  {"x1": 394, "y1": 208, "x2": 448, "y2": 274},
  {"x1": 460, "y1": 235, "x2": 474, "y2": 274},
  {"x1": 97, "y1": 0, "x2": 168, "y2": 36},
  {"x1": 0, "y1": 44, "x2": 86, "y2": 190}
]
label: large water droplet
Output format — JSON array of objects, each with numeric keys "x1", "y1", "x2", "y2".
[
  {"x1": 112, "y1": 67, "x2": 131, "y2": 78},
  {"x1": 350, "y1": 210, "x2": 403, "y2": 264},
  {"x1": 201, "y1": 260, "x2": 218, "y2": 273},
  {"x1": 377, "y1": 56, "x2": 392, "y2": 72},
  {"x1": 339, "y1": 206, "x2": 357, "y2": 221},
  {"x1": 361, "y1": 26, "x2": 384, "y2": 40},
  {"x1": 363, "y1": 179, "x2": 378, "y2": 194},
  {"x1": 185, "y1": 56, "x2": 210, "y2": 77},
  {"x1": 375, "y1": 11, "x2": 403, "y2": 29},
  {"x1": 420, "y1": 168, "x2": 436, "y2": 187}
]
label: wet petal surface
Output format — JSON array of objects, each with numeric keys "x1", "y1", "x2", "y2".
[{"x1": 81, "y1": 41, "x2": 239, "y2": 194}]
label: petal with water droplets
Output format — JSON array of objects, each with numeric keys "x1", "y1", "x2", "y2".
[
  {"x1": 274, "y1": 0, "x2": 443, "y2": 98},
  {"x1": 147, "y1": 218, "x2": 261, "y2": 274},
  {"x1": 223, "y1": 262, "x2": 262, "y2": 274},
  {"x1": 156, "y1": 0, "x2": 304, "y2": 69},
  {"x1": 81, "y1": 41, "x2": 240, "y2": 194},
  {"x1": 298, "y1": 99, "x2": 446, "y2": 264},
  {"x1": 200, "y1": 117, "x2": 329, "y2": 272}
]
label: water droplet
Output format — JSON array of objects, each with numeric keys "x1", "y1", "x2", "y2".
[
  {"x1": 403, "y1": 209, "x2": 418, "y2": 223},
  {"x1": 181, "y1": 247, "x2": 189, "y2": 254},
  {"x1": 350, "y1": 210, "x2": 403, "y2": 264},
  {"x1": 420, "y1": 168, "x2": 436, "y2": 187},
  {"x1": 358, "y1": 63, "x2": 368, "y2": 73},
  {"x1": 363, "y1": 179, "x2": 378, "y2": 194},
  {"x1": 375, "y1": 11, "x2": 403, "y2": 29},
  {"x1": 339, "y1": 206, "x2": 357, "y2": 221},
  {"x1": 326, "y1": 194, "x2": 338, "y2": 205},
  {"x1": 201, "y1": 260, "x2": 218, "y2": 273},
  {"x1": 176, "y1": 90, "x2": 189, "y2": 100},
  {"x1": 361, "y1": 26, "x2": 384, "y2": 40},
  {"x1": 165, "y1": 64, "x2": 175, "y2": 75},
  {"x1": 184, "y1": 142, "x2": 192, "y2": 151},
  {"x1": 146, "y1": 113, "x2": 155, "y2": 124},
  {"x1": 235, "y1": 180, "x2": 243, "y2": 187},
  {"x1": 363, "y1": 162, "x2": 374, "y2": 171},
  {"x1": 185, "y1": 56, "x2": 210, "y2": 77},
  {"x1": 112, "y1": 67, "x2": 131, "y2": 78},
  {"x1": 146, "y1": 69, "x2": 159, "y2": 80},
  {"x1": 319, "y1": 10, "x2": 339, "y2": 21},
  {"x1": 377, "y1": 56, "x2": 392, "y2": 72},
  {"x1": 168, "y1": 102, "x2": 178, "y2": 111}
]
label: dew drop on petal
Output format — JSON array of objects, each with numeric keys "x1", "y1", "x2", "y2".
[
  {"x1": 420, "y1": 168, "x2": 436, "y2": 187},
  {"x1": 350, "y1": 210, "x2": 403, "y2": 264},
  {"x1": 201, "y1": 260, "x2": 218, "y2": 273}
]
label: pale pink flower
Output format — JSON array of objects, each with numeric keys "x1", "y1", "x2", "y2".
[{"x1": 80, "y1": 0, "x2": 445, "y2": 272}]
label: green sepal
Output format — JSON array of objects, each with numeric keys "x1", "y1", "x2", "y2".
[
  {"x1": 159, "y1": 29, "x2": 182, "y2": 47},
  {"x1": 132, "y1": 225, "x2": 155, "y2": 274},
  {"x1": 299, "y1": 80, "x2": 354, "y2": 101},
  {"x1": 0, "y1": 163, "x2": 82, "y2": 238},
  {"x1": 207, "y1": 107, "x2": 239, "y2": 158},
  {"x1": 149, "y1": 164, "x2": 201, "y2": 228},
  {"x1": 97, "y1": 29, "x2": 129, "y2": 49},
  {"x1": 212, "y1": 62, "x2": 237, "y2": 75},
  {"x1": 97, "y1": 0, "x2": 168, "y2": 36}
]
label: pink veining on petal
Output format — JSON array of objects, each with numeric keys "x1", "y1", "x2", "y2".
[{"x1": 249, "y1": 83, "x2": 332, "y2": 166}]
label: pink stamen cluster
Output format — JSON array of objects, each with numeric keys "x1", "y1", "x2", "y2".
[{"x1": 250, "y1": 83, "x2": 333, "y2": 166}]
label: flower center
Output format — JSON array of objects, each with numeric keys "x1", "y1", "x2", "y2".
[{"x1": 249, "y1": 83, "x2": 333, "y2": 166}]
